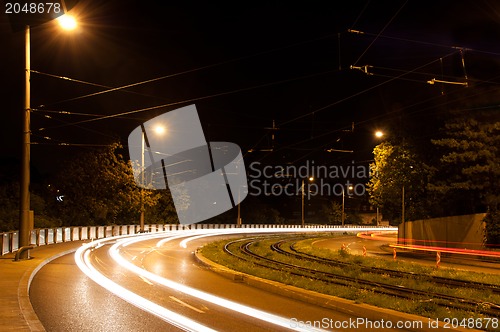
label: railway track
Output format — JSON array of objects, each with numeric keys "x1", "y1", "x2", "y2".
[
  {"x1": 272, "y1": 239, "x2": 500, "y2": 295},
  {"x1": 222, "y1": 236, "x2": 500, "y2": 318}
]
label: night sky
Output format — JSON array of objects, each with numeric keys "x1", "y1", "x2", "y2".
[{"x1": 1, "y1": 0, "x2": 500, "y2": 178}]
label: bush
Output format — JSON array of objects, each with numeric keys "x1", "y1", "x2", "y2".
[{"x1": 484, "y1": 208, "x2": 500, "y2": 245}]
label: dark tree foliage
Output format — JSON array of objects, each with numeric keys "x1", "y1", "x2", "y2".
[
  {"x1": 367, "y1": 141, "x2": 432, "y2": 224},
  {"x1": 54, "y1": 143, "x2": 162, "y2": 226},
  {"x1": 431, "y1": 107, "x2": 500, "y2": 244}
]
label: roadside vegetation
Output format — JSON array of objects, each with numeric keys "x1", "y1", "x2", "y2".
[{"x1": 200, "y1": 234, "x2": 500, "y2": 325}]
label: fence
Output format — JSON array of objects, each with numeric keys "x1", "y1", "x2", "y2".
[{"x1": 1, "y1": 223, "x2": 374, "y2": 255}]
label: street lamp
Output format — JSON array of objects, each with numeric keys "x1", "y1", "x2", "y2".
[
  {"x1": 57, "y1": 14, "x2": 77, "y2": 30},
  {"x1": 140, "y1": 124, "x2": 166, "y2": 232},
  {"x1": 341, "y1": 184, "x2": 353, "y2": 226},
  {"x1": 374, "y1": 130, "x2": 384, "y2": 225},
  {"x1": 19, "y1": 14, "x2": 78, "y2": 259},
  {"x1": 301, "y1": 177, "x2": 314, "y2": 227}
]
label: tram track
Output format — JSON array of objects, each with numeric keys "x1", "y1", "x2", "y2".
[{"x1": 222, "y1": 236, "x2": 500, "y2": 318}]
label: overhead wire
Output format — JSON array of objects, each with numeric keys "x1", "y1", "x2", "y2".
[
  {"x1": 352, "y1": 0, "x2": 408, "y2": 66},
  {"x1": 36, "y1": 31, "x2": 342, "y2": 108},
  {"x1": 30, "y1": 70, "x2": 165, "y2": 104},
  {"x1": 350, "y1": 0, "x2": 371, "y2": 30},
  {"x1": 278, "y1": 50, "x2": 459, "y2": 128},
  {"x1": 37, "y1": 67, "x2": 340, "y2": 131}
]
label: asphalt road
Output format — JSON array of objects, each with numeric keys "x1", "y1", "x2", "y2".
[{"x1": 30, "y1": 230, "x2": 413, "y2": 331}]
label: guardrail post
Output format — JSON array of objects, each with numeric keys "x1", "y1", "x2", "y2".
[
  {"x1": 9, "y1": 233, "x2": 14, "y2": 252},
  {"x1": 35, "y1": 229, "x2": 39, "y2": 246}
]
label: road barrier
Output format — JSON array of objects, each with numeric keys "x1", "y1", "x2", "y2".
[{"x1": 1, "y1": 223, "x2": 381, "y2": 255}]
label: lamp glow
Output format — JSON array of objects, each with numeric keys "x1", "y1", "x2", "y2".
[
  {"x1": 153, "y1": 125, "x2": 166, "y2": 135},
  {"x1": 57, "y1": 14, "x2": 77, "y2": 30}
]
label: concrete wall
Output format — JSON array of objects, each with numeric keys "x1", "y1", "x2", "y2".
[{"x1": 398, "y1": 213, "x2": 486, "y2": 250}]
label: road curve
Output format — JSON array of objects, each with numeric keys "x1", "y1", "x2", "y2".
[{"x1": 31, "y1": 227, "x2": 409, "y2": 331}]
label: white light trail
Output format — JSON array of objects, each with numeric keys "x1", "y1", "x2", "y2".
[{"x1": 75, "y1": 238, "x2": 216, "y2": 332}]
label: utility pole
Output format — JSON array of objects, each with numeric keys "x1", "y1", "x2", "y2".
[
  {"x1": 19, "y1": 25, "x2": 31, "y2": 259},
  {"x1": 402, "y1": 185, "x2": 405, "y2": 245}
]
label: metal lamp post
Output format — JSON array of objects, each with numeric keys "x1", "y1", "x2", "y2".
[
  {"x1": 19, "y1": 15, "x2": 77, "y2": 259},
  {"x1": 301, "y1": 177, "x2": 314, "y2": 227},
  {"x1": 341, "y1": 185, "x2": 353, "y2": 227},
  {"x1": 139, "y1": 125, "x2": 166, "y2": 232}
]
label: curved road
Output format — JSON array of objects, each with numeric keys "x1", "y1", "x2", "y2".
[{"x1": 30, "y1": 227, "x2": 411, "y2": 331}]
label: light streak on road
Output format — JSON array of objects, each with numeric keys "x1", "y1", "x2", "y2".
[
  {"x1": 75, "y1": 239, "x2": 217, "y2": 332},
  {"x1": 76, "y1": 226, "x2": 396, "y2": 331},
  {"x1": 390, "y1": 243, "x2": 500, "y2": 258},
  {"x1": 356, "y1": 231, "x2": 397, "y2": 241},
  {"x1": 110, "y1": 232, "x2": 328, "y2": 332}
]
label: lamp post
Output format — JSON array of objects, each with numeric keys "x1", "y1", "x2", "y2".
[
  {"x1": 373, "y1": 130, "x2": 384, "y2": 227},
  {"x1": 19, "y1": 15, "x2": 77, "y2": 259},
  {"x1": 140, "y1": 124, "x2": 166, "y2": 232},
  {"x1": 341, "y1": 184, "x2": 353, "y2": 227},
  {"x1": 301, "y1": 177, "x2": 314, "y2": 227},
  {"x1": 402, "y1": 185, "x2": 405, "y2": 245}
]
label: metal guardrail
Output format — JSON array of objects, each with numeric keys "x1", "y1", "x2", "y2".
[{"x1": 0, "y1": 223, "x2": 375, "y2": 255}]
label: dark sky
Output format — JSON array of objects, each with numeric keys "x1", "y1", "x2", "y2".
[{"x1": 1, "y1": 0, "x2": 500, "y2": 178}]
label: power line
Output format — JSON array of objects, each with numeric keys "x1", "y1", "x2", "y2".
[
  {"x1": 352, "y1": 0, "x2": 408, "y2": 66},
  {"x1": 36, "y1": 32, "x2": 341, "y2": 108},
  {"x1": 36, "y1": 67, "x2": 340, "y2": 131},
  {"x1": 350, "y1": 0, "x2": 371, "y2": 29},
  {"x1": 278, "y1": 51, "x2": 459, "y2": 128}
]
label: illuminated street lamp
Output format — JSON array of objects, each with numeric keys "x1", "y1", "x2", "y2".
[
  {"x1": 301, "y1": 177, "x2": 314, "y2": 228},
  {"x1": 140, "y1": 125, "x2": 166, "y2": 232},
  {"x1": 57, "y1": 14, "x2": 77, "y2": 30},
  {"x1": 19, "y1": 13, "x2": 78, "y2": 259}
]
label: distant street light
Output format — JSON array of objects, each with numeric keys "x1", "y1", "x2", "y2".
[
  {"x1": 301, "y1": 177, "x2": 314, "y2": 227},
  {"x1": 19, "y1": 14, "x2": 78, "y2": 259},
  {"x1": 153, "y1": 124, "x2": 166, "y2": 135}
]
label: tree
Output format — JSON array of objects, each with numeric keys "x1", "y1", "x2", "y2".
[
  {"x1": 0, "y1": 182, "x2": 19, "y2": 232},
  {"x1": 320, "y1": 200, "x2": 342, "y2": 225},
  {"x1": 431, "y1": 108, "x2": 500, "y2": 244},
  {"x1": 144, "y1": 189, "x2": 179, "y2": 224},
  {"x1": 367, "y1": 141, "x2": 431, "y2": 224},
  {"x1": 54, "y1": 143, "x2": 160, "y2": 226}
]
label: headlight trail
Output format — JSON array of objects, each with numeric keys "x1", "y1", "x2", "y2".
[{"x1": 75, "y1": 237, "x2": 216, "y2": 332}]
